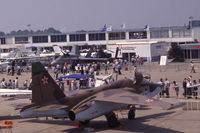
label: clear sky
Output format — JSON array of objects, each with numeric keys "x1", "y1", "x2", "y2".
[{"x1": 0, "y1": 0, "x2": 199, "y2": 33}]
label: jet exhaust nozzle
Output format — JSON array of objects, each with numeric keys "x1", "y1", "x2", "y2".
[{"x1": 68, "y1": 111, "x2": 76, "y2": 121}]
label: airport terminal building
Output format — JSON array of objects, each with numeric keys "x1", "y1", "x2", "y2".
[{"x1": 1, "y1": 20, "x2": 200, "y2": 61}]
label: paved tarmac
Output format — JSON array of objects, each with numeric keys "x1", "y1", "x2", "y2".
[{"x1": 0, "y1": 62, "x2": 200, "y2": 133}]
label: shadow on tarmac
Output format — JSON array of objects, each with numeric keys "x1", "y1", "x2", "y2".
[
  {"x1": 0, "y1": 115, "x2": 21, "y2": 120},
  {"x1": 20, "y1": 111, "x2": 183, "y2": 133}
]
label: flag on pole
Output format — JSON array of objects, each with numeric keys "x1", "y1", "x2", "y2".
[
  {"x1": 106, "y1": 26, "x2": 112, "y2": 31},
  {"x1": 101, "y1": 24, "x2": 112, "y2": 32},
  {"x1": 101, "y1": 24, "x2": 107, "y2": 32},
  {"x1": 121, "y1": 23, "x2": 126, "y2": 29},
  {"x1": 144, "y1": 24, "x2": 149, "y2": 30}
]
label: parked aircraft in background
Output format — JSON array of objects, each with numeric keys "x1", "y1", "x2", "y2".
[
  {"x1": 51, "y1": 45, "x2": 110, "y2": 65},
  {"x1": 20, "y1": 62, "x2": 174, "y2": 127},
  {"x1": 0, "y1": 45, "x2": 62, "y2": 65}
]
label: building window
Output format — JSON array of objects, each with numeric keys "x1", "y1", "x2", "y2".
[
  {"x1": 150, "y1": 30, "x2": 169, "y2": 38},
  {"x1": 129, "y1": 31, "x2": 147, "y2": 39},
  {"x1": 51, "y1": 35, "x2": 66, "y2": 42},
  {"x1": 184, "y1": 50, "x2": 191, "y2": 59},
  {"x1": 15, "y1": 36, "x2": 28, "y2": 44},
  {"x1": 172, "y1": 29, "x2": 191, "y2": 38},
  {"x1": 89, "y1": 33, "x2": 106, "y2": 41},
  {"x1": 0, "y1": 38, "x2": 6, "y2": 44},
  {"x1": 69, "y1": 34, "x2": 86, "y2": 42},
  {"x1": 191, "y1": 20, "x2": 200, "y2": 28},
  {"x1": 191, "y1": 49, "x2": 198, "y2": 59},
  {"x1": 156, "y1": 45, "x2": 161, "y2": 49},
  {"x1": 33, "y1": 36, "x2": 48, "y2": 43},
  {"x1": 108, "y1": 32, "x2": 125, "y2": 40}
]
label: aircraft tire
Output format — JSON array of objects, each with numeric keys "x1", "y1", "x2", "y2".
[
  {"x1": 128, "y1": 108, "x2": 136, "y2": 120},
  {"x1": 105, "y1": 111, "x2": 119, "y2": 128}
]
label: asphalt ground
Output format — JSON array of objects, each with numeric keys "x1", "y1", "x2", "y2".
[{"x1": 0, "y1": 62, "x2": 200, "y2": 133}]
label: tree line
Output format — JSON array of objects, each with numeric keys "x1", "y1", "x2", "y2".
[{"x1": 0, "y1": 27, "x2": 61, "y2": 36}]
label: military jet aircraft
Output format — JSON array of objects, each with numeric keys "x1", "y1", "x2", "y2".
[
  {"x1": 51, "y1": 45, "x2": 110, "y2": 65},
  {"x1": 20, "y1": 62, "x2": 173, "y2": 127}
]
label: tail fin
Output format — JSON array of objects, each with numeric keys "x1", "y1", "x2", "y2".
[
  {"x1": 31, "y1": 62, "x2": 66, "y2": 104},
  {"x1": 115, "y1": 47, "x2": 119, "y2": 59},
  {"x1": 85, "y1": 48, "x2": 93, "y2": 58},
  {"x1": 70, "y1": 45, "x2": 80, "y2": 55}
]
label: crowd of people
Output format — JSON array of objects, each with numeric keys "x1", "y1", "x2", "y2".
[
  {"x1": 158, "y1": 75, "x2": 200, "y2": 99},
  {"x1": 0, "y1": 77, "x2": 29, "y2": 90},
  {"x1": 0, "y1": 57, "x2": 199, "y2": 100},
  {"x1": 51, "y1": 60, "x2": 123, "y2": 91}
]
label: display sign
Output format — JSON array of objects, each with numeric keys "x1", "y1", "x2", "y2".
[{"x1": 160, "y1": 56, "x2": 167, "y2": 66}]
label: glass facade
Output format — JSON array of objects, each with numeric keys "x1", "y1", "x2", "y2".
[
  {"x1": 15, "y1": 36, "x2": 28, "y2": 44},
  {"x1": 33, "y1": 36, "x2": 48, "y2": 43},
  {"x1": 172, "y1": 29, "x2": 191, "y2": 38},
  {"x1": 89, "y1": 33, "x2": 106, "y2": 41},
  {"x1": 129, "y1": 31, "x2": 147, "y2": 39},
  {"x1": 51, "y1": 35, "x2": 66, "y2": 42},
  {"x1": 183, "y1": 49, "x2": 200, "y2": 59},
  {"x1": 150, "y1": 30, "x2": 169, "y2": 38},
  {"x1": 191, "y1": 20, "x2": 200, "y2": 27},
  {"x1": 0, "y1": 38, "x2": 5, "y2": 44},
  {"x1": 108, "y1": 32, "x2": 125, "y2": 40},
  {"x1": 69, "y1": 34, "x2": 86, "y2": 42},
  {"x1": 191, "y1": 49, "x2": 199, "y2": 59}
]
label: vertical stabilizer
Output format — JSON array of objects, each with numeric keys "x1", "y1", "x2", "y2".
[
  {"x1": 115, "y1": 47, "x2": 119, "y2": 59},
  {"x1": 70, "y1": 45, "x2": 80, "y2": 55},
  {"x1": 31, "y1": 62, "x2": 66, "y2": 104},
  {"x1": 85, "y1": 48, "x2": 93, "y2": 58}
]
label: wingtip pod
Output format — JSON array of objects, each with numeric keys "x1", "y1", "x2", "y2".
[{"x1": 31, "y1": 62, "x2": 66, "y2": 104}]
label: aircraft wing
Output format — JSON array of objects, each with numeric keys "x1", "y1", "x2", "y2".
[
  {"x1": 95, "y1": 88, "x2": 172, "y2": 110},
  {"x1": 0, "y1": 89, "x2": 32, "y2": 95}
]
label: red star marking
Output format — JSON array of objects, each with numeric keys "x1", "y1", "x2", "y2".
[
  {"x1": 41, "y1": 76, "x2": 49, "y2": 85},
  {"x1": 145, "y1": 99, "x2": 154, "y2": 103}
]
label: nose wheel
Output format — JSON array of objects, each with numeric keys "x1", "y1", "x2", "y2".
[{"x1": 128, "y1": 106, "x2": 136, "y2": 120}]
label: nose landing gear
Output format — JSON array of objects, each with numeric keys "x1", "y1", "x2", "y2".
[{"x1": 128, "y1": 106, "x2": 136, "y2": 120}]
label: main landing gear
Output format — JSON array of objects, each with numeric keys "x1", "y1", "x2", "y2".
[{"x1": 105, "y1": 111, "x2": 119, "y2": 128}]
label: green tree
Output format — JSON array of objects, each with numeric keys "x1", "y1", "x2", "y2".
[
  {"x1": 44, "y1": 27, "x2": 61, "y2": 34},
  {"x1": 168, "y1": 44, "x2": 184, "y2": 62}
]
